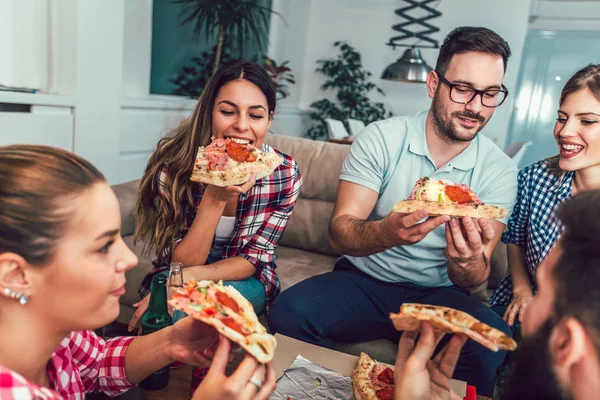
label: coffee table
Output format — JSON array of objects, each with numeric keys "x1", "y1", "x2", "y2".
[{"x1": 96, "y1": 334, "x2": 467, "y2": 399}]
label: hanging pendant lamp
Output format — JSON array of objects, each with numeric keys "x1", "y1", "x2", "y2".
[{"x1": 382, "y1": 0, "x2": 442, "y2": 83}]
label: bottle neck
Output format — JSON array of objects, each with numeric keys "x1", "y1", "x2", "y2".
[
  {"x1": 148, "y1": 277, "x2": 169, "y2": 314},
  {"x1": 168, "y1": 263, "x2": 184, "y2": 288}
]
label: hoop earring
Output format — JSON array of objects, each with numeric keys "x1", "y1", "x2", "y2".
[{"x1": 2, "y1": 287, "x2": 28, "y2": 305}]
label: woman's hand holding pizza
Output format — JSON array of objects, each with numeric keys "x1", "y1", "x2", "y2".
[
  {"x1": 383, "y1": 209, "x2": 451, "y2": 246},
  {"x1": 193, "y1": 335, "x2": 276, "y2": 400},
  {"x1": 444, "y1": 217, "x2": 494, "y2": 263},
  {"x1": 167, "y1": 317, "x2": 222, "y2": 367},
  {"x1": 394, "y1": 321, "x2": 467, "y2": 400},
  {"x1": 203, "y1": 174, "x2": 257, "y2": 202},
  {"x1": 503, "y1": 285, "x2": 534, "y2": 326}
]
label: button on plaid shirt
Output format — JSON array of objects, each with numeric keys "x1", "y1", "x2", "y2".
[
  {"x1": 490, "y1": 160, "x2": 573, "y2": 306},
  {"x1": 0, "y1": 331, "x2": 135, "y2": 399},
  {"x1": 139, "y1": 145, "x2": 302, "y2": 308}
]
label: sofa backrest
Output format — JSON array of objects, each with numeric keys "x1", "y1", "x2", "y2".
[{"x1": 265, "y1": 134, "x2": 348, "y2": 255}]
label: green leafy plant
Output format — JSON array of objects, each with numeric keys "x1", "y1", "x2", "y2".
[
  {"x1": 170, "y1": 37, "x2": 234, "y2": 98},
  {"x1": 264, "y1": 56, "x2": 296, "y2": 99},
  {"x1": 307, "y1": 41, "x2": 392, "y2": 141},
  {"x1": 174, "y1": 0, "x2": 279, "y2": 74}
]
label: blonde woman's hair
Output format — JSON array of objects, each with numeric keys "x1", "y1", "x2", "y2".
[{"x1": 0, "y1": 145, "x2": 105, "y2": 265}]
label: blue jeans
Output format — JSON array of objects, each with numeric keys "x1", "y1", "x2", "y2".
[
  {"x1": 267, "y1": 258, "x2": 510, "y2": 397},
  {"x1": 171, "y1": 276, "x2": 266, "y2": 322}
]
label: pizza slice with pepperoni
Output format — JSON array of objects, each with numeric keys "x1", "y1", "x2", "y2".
[
  {"x1": 169, "y1": 280, "x2": 276, "y2": 363},
  {"x1": 352, "y1": 353, "x2": 395, "y2": 400},
  {"x1": 392, "y1": 177, "x2": 507, "y2": 219},
  {"x1": 190, "y1": 137, "x2": 283, "y2": 187}
]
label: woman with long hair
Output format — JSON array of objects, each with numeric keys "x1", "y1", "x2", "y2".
[
  {"x1": 130, "y1": 59, "x2": 301, "y2": 388},
  {"x1": 0, "y1": 145, "x2": 275, "y2": 399},
  {"x1": 491, "y1": 64, "x2": 600, "y2": 325}
]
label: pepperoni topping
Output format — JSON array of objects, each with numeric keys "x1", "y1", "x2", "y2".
[
  {"x1": 216, "y1": 291, "x2": 240, "y2": 314},
  {"x1": 220, "y1": 317, "x2": 250, "y2": 335},
  {"x1": 377, "y1": 367, "x2": 394, "y2": 385},
  {"x1": 246, "y1": 152, "x2": 257, "y2": 162},
  {"x1": 445, "y1": 185, "x2": 473, "y2": 204},
  {"x1": 375, "y1": 386, "x2": 395, "y2": 400},
  {"x1": 226, "y1": 141, "x2": 251, "y2": 162},
  {"x1": 203, "y1": 306, "x2": 218, "y2": 317}
]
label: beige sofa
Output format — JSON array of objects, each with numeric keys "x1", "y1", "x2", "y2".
[{"x1": 112, "y1": 134, "x2": 509, "y2": 363}]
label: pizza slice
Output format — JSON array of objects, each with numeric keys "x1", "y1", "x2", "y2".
[
  {"x1": 190, "y1": 137, "x2": 284, "y2": 187},
  {"x1": 352, "y1": 352, "x2": 395, "y2": 400},
  {"x1": 389, "y1": 303, "x2": 517, "y2": 352},
  {"x1": 392, "y1": 177, "x2": 507, "y2": 219},
  {"x1": 168, "y1": 280, "x2": 276, "y2": 363}
]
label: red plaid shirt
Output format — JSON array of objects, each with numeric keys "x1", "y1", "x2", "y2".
[
  {"x1": 0, "y1": 331, "x2": 135, "y2": 399},
  {"x1": 139, "y1": 145, "x2": 302, "y2": 308}
]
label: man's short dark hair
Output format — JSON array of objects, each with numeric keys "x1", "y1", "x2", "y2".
[
  {"x1": 554, "y1": 190, "x2": 600, "y2": 352},
  {"x1": 434, "y1": 26, "x2": 511, "y2": 76}
]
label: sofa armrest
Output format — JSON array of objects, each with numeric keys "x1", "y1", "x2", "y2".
[{"x1": 111, "y1": 179, "x2": 141, "y2": 237}]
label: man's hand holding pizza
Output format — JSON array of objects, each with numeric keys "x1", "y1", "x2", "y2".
[
  {"x1": 444, "y1": 217, "x2": 496, "y2": 289},
  {"x1": 382, "y1": 209, "x2": 451, "y2": 247},
  {"x1": 444, "y1": 217, "x2": 494, "y2": 287},
  {"x1": 394, "y1": 321, "x2": 467, "y2": 400}
]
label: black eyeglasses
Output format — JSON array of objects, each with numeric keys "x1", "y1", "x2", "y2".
[{"x1": 436, "y1": 71, "x2": 509, "y2": 108}]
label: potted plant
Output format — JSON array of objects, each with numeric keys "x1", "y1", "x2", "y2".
[
  {"x1": 307, "y1": 41, "x2": 392, "y2": 141},
  {"x1": 174, "y1": 0, "x2": 278, "y2": 74},
  {"x1": 264, "y1": 56, "x2": 296, "y2": 99}
]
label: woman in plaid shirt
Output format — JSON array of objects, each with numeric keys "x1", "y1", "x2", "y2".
[
  {"x1": 490, "y1": 64, "x2": 600, "y2": 327},
  {"x1": 0, "y1": 145, "x2": 276, "y2": 399},
  {"x1": 130, "y1": 60, "x2": 301, "y2": 328}
]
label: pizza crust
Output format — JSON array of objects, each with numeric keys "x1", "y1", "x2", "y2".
[
  {"x1": 392, "y1": 199, "x2": 507, "y2": 219},
  {"x1": 169, "y1": 281, "x2": 277, "y2": 363},
  {"x1": 352, "y1": 352, "x2": 379, "y2": 400},
  {"x1": 190, "y1": 149, "x2": 283, "y2": 187},
  {"x1": 390, "y1": 303, "x2": 517, "y2": 352}
]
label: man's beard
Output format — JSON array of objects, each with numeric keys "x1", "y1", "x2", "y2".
[
  {"x1": 431, "y1": 90, "x2": 487, "y2": 143},
  {"x1": 501, "y1": 319, "x2": 571, "y2": 400}
]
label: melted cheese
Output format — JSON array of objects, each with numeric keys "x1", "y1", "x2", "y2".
[{"x1": 415, "y1": 179, "x2": 452, "y2": 203}]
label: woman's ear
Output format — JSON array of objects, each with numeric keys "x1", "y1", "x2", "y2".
[
  {"x1": 426, "y1": 70, "x2": 439, "y2": 99},
  {"x1": 0, "y1": 253, "x2": 33, "y2": 298}
]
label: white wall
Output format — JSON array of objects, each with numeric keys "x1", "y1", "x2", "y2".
[
  {"x1": 0, "y1": 0, "x2": 50, "y2": 91},
  {"x1": 270, "y1": 0, "x2": 532, "y2": 148},
  {"x1": 10, "y1": 0, "x2": 600, "y2": 184}
]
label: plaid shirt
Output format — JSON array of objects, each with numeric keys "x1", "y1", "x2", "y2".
[
  {"x1": 0, "y1": 331, "x2": 135, "y2": 399},
  {"x1": 490, "y1": 160, "x2": 573, "y2": 306},
  {"x1": 139, "y1": 145, "x2": 302, "y2": 308}
]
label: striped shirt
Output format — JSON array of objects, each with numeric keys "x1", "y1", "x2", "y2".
[
  {"x1": 490, "y1": 160, "x2": 573, "y2": 306},
  {"x1": 0, "y1": 331, "x2": 135, "y2": 399},
  {"x1": 139, "y1": 144, "x2": 302, "y2": 308}
]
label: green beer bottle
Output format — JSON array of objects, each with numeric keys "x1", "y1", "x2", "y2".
[{"x1": 139, "y1": 274, "x2": 173, "y2": 390}]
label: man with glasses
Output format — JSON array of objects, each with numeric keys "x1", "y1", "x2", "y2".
[{"x1": 268, "y1": 27, "x2": 518, "y2": 397}]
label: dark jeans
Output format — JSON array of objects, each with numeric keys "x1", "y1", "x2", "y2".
[{"x1": 268, "y1": 258, "x2": 510, "y2": 397}]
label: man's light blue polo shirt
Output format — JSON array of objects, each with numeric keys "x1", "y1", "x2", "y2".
[{"x1": 340, "y1": 111, "x2": 518, "y2": 286}]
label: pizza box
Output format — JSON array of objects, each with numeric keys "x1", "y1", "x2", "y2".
[{"x1": 272, "y1": 333, "x2": 467, "y2": 398}]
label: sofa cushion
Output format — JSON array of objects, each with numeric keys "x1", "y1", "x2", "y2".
[
  {"x1": 111, "y1": 180, "x2": 140, "y2": 237},
  {"x1": 279, "y1": 198, "x2": 340, "y2": 256},
  {"x1": 122, "y1": 235, "x2": 154, "y2": 308},
  {"x1": 265, "y1": 134, "x2": 349, "y2": 202},
  {"x1": 275, "y1": 245, "x2": 337, "y2": 291}
]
